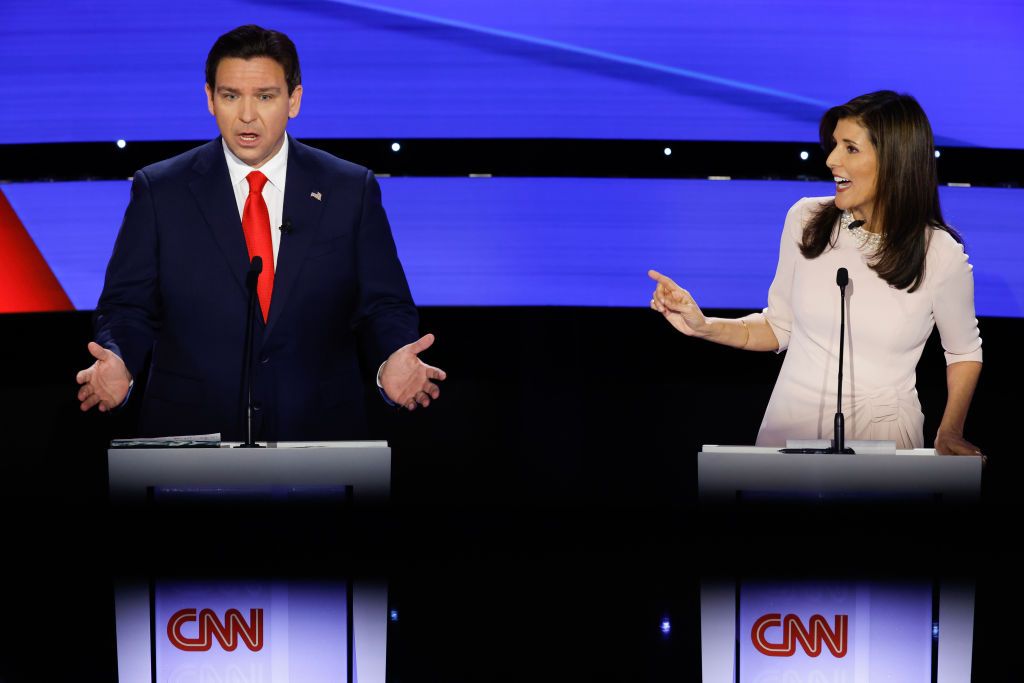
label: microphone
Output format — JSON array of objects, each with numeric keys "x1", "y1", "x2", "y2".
[
  {"x1": 279, "y1": 218, "x2": 292, "y2": 235},
  {"x1": 832, "y1": 267, "x2": 853, "y2": 454},
  {"x1": 246, "y1": 255, "x2": 262, "y2": 289},
  {"x1": 237, "y1": 256, "x2": 264, "y2": 448},
  {"x1": 848, "y1": 220, "x2": 865, "y2": 230}
]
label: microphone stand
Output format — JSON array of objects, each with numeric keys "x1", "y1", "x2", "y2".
[
  {"x1": 237, "y1": 256, "x2": 264, "y2": 448},
  {"x1": 831, "y1": 267, "x2": 854, "y2": 454}
]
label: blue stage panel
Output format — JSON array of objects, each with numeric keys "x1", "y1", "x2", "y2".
[{"x1": 2, "y1": 177, "x2": 1021, "y2": 316}]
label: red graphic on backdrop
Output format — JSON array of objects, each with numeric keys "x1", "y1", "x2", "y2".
[
  {"x1": 167, "y1": 608, "x2": 264, "y2": 652},
  {"x1": 751, "y1": 613, "x2": 848, "y2": 657},
  {"x1": 0, "y1": 188, "x2": 74, "y2": 313}
]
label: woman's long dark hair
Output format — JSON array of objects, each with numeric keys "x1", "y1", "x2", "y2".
[{"x1": 800, "y1": 90, "x2": 962, "y2": 292}]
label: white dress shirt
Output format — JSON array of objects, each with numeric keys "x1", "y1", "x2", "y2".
[{"x1": 222, "y1": 136, "x2": 289, "y2": 268}]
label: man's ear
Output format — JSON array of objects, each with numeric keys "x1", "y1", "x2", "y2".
[{"x1": 288, "y1": 84, "x2": 303, "y2": 119}]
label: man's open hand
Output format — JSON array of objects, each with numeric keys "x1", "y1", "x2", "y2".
[
  {"x1": 380, "y1": 334, "x2": 447, "y2": 411},
  {"x1": 76, "y1": 341, "x2": 132, "y2": 412}
]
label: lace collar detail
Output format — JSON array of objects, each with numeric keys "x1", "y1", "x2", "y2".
[{"x1": 840, "y1": 210, "x2": 883, "y2": 251}]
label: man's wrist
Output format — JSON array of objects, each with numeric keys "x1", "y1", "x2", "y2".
[{"x1": 377, "y1": 361, "x2": 397, "y2": 407}]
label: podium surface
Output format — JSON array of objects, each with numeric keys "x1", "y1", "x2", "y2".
[
  {"x1": 698, "y1": 445, "x2": 982, "y2": 501},
  {"x1": 697, "y1": 445, "x2": 982, "y2": 683},
  {"x1": 108, "y1": 441, "x2": 391, "y2": 683},
  {"x1": 108, "y1": 440, "x2": 391, "y2": 502}
]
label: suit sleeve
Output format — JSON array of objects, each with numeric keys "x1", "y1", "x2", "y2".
[
  {"x1": 94, "y1": 170, "x2": 162, "y2": 382},
  {"x1": 351, "y1": 170, "x2": 419, "y2": 368}
]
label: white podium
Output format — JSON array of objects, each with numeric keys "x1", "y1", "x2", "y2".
[
  {"x1": 697, "y1": 445, "x2": 983, "y2": 683},
  {"x1": 108, "y1": 442, "x2": 391, "y2": 683}
]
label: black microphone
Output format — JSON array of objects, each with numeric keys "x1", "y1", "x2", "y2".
[
  {"x1": 279, "y1": 218, "x2": 292, "y2": 235},
  {"x1": 237, "y1": 256, "x2": 264, "y2": 448},
  {"x1": 848, "y1": 220, "x2": 865, "y2": 230},
  {"x1": 832, "y1": 267, "x2": 853, "y2": 454}
]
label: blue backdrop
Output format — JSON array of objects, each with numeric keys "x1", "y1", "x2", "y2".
[
  {"x1": 4, "y1": 177, "x2": 1021, "y2": 316},
  {"x1": 3, "y1": 0, "x2": 1021, "y2": 145}
]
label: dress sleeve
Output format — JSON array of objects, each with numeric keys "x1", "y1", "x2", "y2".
[
  {"x1": 761, "y1": 198, "x2": 807, "y2": 353},
  {"x1": 930, "y1": 231, "x2": 983, "y2": 365}
]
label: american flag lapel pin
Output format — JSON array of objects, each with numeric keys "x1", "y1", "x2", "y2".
[{"x1": 310, "y1": 191, "x2": 322, "y2": 201}]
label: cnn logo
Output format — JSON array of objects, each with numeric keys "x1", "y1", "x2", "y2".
[
  {"x1": 167, "y1": 608, "x2": 264, "y2": 652},
  {"x1": 751, "y1": 613, "x2": 848, "y2": 658}
]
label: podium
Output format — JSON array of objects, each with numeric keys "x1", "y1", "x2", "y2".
[
  {"x1": 697, "y1": 445, "x2": 983, "y2": 683},
  {"x1": 108, "y1": 442, "x2": 392, "y2": 683}
]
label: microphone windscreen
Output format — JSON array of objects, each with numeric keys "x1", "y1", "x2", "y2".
[
  {"x1": 250, "y1": 255, "x2": 263, "y2": 274},
  {"x1": 836, "y1": 267, "x2": 849, "y2": 288}
]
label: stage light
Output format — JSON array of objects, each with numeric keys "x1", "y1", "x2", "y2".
[
  {"x1": 391, "y1": 142, "x2": 401, "y2": 152},
  {"x1": 935, "y1": 150, "x2": 941, "y2": 158},
  {"x1": 799, "y1": 150, "x2": 809, "y2": 160},
  {"x1": 389, "y1": 609, "x2": 399, "y2": 622},
  {"x1": 116, "y1": 139, "x2": 126, "y2": 149},
  {"x1": 660, "y1": 617, "x2": 671, "y2": 635},
  {"x1": 663, "y1": 147, "x2": 672, "y2": 156}
]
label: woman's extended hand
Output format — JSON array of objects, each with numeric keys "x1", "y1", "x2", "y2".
[{"x1": 648, "y1": 269, "x2": 713, "y2": 338}]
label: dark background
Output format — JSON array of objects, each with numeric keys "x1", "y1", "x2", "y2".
[{"x1": 1, "y1": 301, "x2": 1020, "y2": 681}]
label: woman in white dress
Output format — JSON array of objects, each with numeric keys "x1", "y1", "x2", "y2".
[{"x1": 649, "y1": 91, "x2": 983, "y2": 455}]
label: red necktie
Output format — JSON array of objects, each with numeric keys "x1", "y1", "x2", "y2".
[{"x1": 242, "y1": 171, "x2": 274, "y2": 322}]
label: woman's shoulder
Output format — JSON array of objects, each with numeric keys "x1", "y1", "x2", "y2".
[
  {"x1": 925, "y1": 226, "x2": 971, "y2": 278},
  {"x1": 782, "y1": 196, "x2": 833, "y2": 234},
  {"x1": 926, "y1": 226, "x2": 967, "y2": 257}
]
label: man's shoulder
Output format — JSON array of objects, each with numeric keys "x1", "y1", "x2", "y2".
[
  {"x1": 289, "y1": 138, "x2": 370, "y2": 181},
  {"x1": 137, "y1": 139, "x2": 222, "y2": 183}
]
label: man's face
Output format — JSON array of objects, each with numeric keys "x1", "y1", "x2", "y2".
[{"x1": 206, "y1": 56, "x2": 302, "y2": 169}]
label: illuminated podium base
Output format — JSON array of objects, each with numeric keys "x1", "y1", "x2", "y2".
[
  {"x1": 108, "y1": 442, "x2": 391, "y2": 683},
  {"x1": 697, "y1": 445, "x2": 983, "y2": 683}
]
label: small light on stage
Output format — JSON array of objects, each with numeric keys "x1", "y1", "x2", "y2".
[
  {"x1": 391, "y1": 142, "x2": 401, "y2": 152},
  {"x1": 389, "y1": 609, "x2": 399, "y2": 622},
  {"x1": 932, "y1": 622, "x2": 940, "y2": 638},
  {"x1": 660, "y1": 617, "x2": 671, "y2": 635},
  {"x1": 935, "y1": 149, "x2": 941, "y2": 158},
  {"x1": 799, "y1": 150, "x2": 809, "y2": 160},
  {"x1": 116, "y1": 139, "x2": 127, "y2": 149},
  {"x1": 663, "y1": 147, "x2": 672, "y2": 156}
]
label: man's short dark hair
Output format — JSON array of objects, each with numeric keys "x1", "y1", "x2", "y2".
[{"x1": 206, "y1": 25, "x2": 302, "y2": 94}]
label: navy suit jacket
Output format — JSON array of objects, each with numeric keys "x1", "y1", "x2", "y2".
[{"x1": 95, "y1": 136, "x2": 419, "y2": 440}]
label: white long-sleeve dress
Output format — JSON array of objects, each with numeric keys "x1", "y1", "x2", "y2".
[{"x1": 755, "y1": 197, "x2": 983, "y2": 449}]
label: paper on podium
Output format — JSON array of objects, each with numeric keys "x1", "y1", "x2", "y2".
[{"x1": 109, "y1": 433, "x2": 221, "y2": 448}]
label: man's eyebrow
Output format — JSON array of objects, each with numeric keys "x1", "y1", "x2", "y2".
[{"x1": 215, "y1": 85, "x2": 281, "y2": 94}]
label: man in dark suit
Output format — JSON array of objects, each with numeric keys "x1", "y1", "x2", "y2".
[{"x1": 75, "y1": 25, "x2": 445, "y2": 440}]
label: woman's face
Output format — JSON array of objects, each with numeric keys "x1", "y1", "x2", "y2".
[{"x1": 826, "y1": 117, "x2": 878, "y2": 224}]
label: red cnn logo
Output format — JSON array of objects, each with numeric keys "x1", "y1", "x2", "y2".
[
  {"x1": 751, "y1": 613, "x2": 848, "y2": 658},
  {"x1": 167, "y1": 608, "x2": 264, "y2": 652}
]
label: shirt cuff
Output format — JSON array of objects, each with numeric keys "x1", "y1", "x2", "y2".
[
  {"x1": 118, "y1": 379, "x2": 135, "y2": 409},
  {"x1": 377, "y1": 361, "x2": 396, "y2": 406}
]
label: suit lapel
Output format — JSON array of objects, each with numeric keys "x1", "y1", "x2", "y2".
[
  {"x1": 188, "y1": 140, "x2": 250, "y2": 298},
  {"x1": 264, "y1": 137, "x2": 325, "y2": 339}
]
